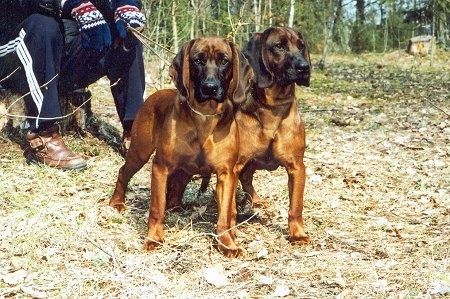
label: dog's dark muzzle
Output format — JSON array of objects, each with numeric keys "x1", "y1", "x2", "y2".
[
  {"x1": 283, "y1": 55, "x2": 310, "y2": 87},
  {"x1": 294, "y1": 59, "x2": 310, "y2": 86},
  {"x1": 295, "y1": 60, "x2": 310, "y2": 76},
  {"x1": 198, "y1": 77, "x2": 225, "y2": 102}
]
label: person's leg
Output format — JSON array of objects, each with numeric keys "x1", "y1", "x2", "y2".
[
  {"x1": 60, "y1": 19, "x2": 145, "y2": 156},
  {"x1": 0, "y1": 14, "x2": 86, "y2": 169},
  {"x1": 1, "y1": 14, "x2": 62, "y2": 130},
  {"x1": 106, "y1": 42, "x2": 145, "y2": 156},
  {"x1": 59, "y1": 19, "x2": 106, "y2": 94}
]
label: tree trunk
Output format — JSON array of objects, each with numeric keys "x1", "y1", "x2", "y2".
[
  {"x1": 351, "y1": 0, "x2": 366, "y2": 53},
  {"x1": 332, "y1": 0, "x2": 347, "y2": 52},
  {"x1": 268, "y1": 0, "x2": 272, "y2": 26},
  {"x1": 318, "y1": 0, "x2": 338, "y2": 70},
  {"x1": 253, "y1": 0, "x2": 259, "y2": 32},
  {"x1": 171, "y1": 0, "x2": 179, "y2": 54},
  {"x1": 190, "y1": 0, "x2": 197, "y2": 39},
  {"x1": 156, "y1": 0, "x2": 164, "y2": 88},
  {"x1": 288, "y1": 0, "x2": 295, "y2": 27}
]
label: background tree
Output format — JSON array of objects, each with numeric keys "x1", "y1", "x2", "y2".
[{"x1": 138, "y1": 0, "x2": 449, "y2": 82}]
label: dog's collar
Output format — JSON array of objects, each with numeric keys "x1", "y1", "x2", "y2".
[{"x1": 184, "y1": 99, "x2": 223, "y2": 117}]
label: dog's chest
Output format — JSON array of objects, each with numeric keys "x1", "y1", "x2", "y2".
[
  {"x1": 172, "y1": 125, "x2": 222, "y2": 173},
  {"x1": 253, "y1": 106, "x2": 288, "y2": 141}
]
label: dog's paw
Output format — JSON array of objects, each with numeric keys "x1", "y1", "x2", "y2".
[
  {"x1": 143, "y1": 238, "x2": 163, "y2": 252},
  {"x1": 252, "y1": 197, "x2": 270, "y2": 209},
  {"x1": 215, "y1": 238, "x2": 245, "y2": 258},
  {"x1": 218, "y1": 245, "x2": 245, "y2": 258},
  {"x1": 289, "y1": 235, "x2": 312, "y2": 245},
  {"x1": 108, "y1": 201, "x2": 126, "y2": 213}
]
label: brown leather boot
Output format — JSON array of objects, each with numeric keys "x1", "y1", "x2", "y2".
[{"x1": 26, "y1": 125, "x2": 87, "y2": 170}]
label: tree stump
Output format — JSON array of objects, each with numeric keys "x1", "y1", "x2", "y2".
[
  {"x1": 406, "y1": 35, "x2": 434, "y2": 56},
  {"x1": 0, "y1": 87, "x2": 92, "y2": 135}
]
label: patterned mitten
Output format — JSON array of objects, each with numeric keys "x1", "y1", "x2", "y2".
[
  {"x1": 64, "y1": 0, "x2": 112, "y2": 52},
  {"x1": 113, "y1": 1, "x2": 146, "y2": 39}
]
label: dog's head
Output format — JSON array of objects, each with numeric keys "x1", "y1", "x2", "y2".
[
  {"x1": 243, "y1": 27, "x2": 311, "y2": 88},
  {"x1": 169, "y1": 37, "x2": 249, "y2": 105}
]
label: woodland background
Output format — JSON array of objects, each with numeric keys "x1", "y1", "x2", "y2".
[
  {"x1": 1, "y1": 0, "x2": 449, "y2": 298},
  {"x1": 138, "y1": 0, "x2": 449, "y2": 77}
]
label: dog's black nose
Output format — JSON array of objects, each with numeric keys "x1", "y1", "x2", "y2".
[
  {"x1": 296, "y1": 60, "x2": 310, "y2": 74},
  {"x1": 201, "y1": 78, "x2": 219, "y2": 96}
]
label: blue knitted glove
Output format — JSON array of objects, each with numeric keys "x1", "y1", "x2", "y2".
[
  {"x1": 66, "y1": 1, "x2": 112, "y2": 52},
  {"x1": 113, "y1": 2, "x2": 146, "y2": 39}
]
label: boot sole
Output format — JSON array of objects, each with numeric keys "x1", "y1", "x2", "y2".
[{"x1": 25, "y1": 150, "x2": 87, "y2": 171}]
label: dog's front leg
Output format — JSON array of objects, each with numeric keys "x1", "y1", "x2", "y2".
[
  {"x1": 144, "y1": 162, "x2": 168, "y2": 251},
  {"x1": 286, "y1": 159, "x2": 311, "y2": 245},
  {"x1": 110, "y1": 153, "x2": 151, "y2": 213},
  {"x1": 215, "y1": 170, "x2": 243, "y2": 257}
]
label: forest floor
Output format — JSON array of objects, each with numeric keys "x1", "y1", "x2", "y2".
[{"x1": 1, "y1": 50, "x2": 449, "y2": 298}]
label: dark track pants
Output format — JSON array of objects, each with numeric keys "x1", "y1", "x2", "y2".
[{"x1": 0, "y1": 13, "x2": 145, "y2": 131}]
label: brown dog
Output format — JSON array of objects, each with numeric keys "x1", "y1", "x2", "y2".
[
  {"x1": 109, "y1": 37, "x2": 251, "y2": 257},
  {"x1": 234, "y1": 27, "x2": 312, "y2": 244}
]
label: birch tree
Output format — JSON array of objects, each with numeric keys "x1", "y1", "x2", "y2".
[{"x1": 288, "y1": 0, "x2": 295, "y2": 27}]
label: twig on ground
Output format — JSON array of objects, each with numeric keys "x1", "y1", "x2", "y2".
[
  {"x1": 83, "y1": 234, "x2": 122, "y2": 274},
  {"x1": 423, "y1": 97, "x2": 450, "y2": 118}
]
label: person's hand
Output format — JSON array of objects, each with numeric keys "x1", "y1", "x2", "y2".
[
  {"x1": 20, "y1": 0, "x2": 60, "y2": 18},
  {"x1": 37, "y1": 0, "x2": 60, "y2": 17},
  {"x1": 68, "y1": 1, "x2": 112, "y2": 52},
  {"x1": 114, "y1": 3, "x2": 146, "y2": 39}
]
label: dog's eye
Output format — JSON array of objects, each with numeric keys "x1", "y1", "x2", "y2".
[
  {"x1": 193, "y1": 57, "x2": 205, "y2": 65},
  {"x1": 298, "y1": 41, "x2": 305, "y2": 51},
  {"x1": 273, "y1": 43, "x2": 286, "y2": 53},
  {"x1": 219, "y1": 57, "x2": 229, "y2": 66}
]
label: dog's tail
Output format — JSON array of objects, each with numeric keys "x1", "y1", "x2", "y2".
[{"x1": 198, "y1": 173, "x2": 211, "y2": 196}]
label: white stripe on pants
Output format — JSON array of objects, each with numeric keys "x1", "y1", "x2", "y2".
[{"x1": 0, "y1": 29, "x2": 44, "y2": 127}]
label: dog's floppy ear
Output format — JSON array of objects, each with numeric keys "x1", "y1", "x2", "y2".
[
  {"x1": 294, "y1": 28, "x2": 312, "y2": 87},
  {"x1": 227, "y1": 41, "x2": 254, "y2": 104},
  {"x1": 169, "y1": 39, "x2": 195, "y2": 102},
  {"x1": 243, "y1": 32, "x2": 273, "y2": 88}
]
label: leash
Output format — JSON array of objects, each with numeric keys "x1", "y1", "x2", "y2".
[
  {"x1": 127, "y1": 26, "x2": 176, "y2": 55},
  {"x1": 127, "y1": 26, "x2": 174, "y2": 66}
]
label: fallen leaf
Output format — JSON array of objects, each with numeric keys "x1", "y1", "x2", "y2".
[
  {"x1": 278, "y1": 207, "x2": 288, "y2": 219},
  {"x1": 1, "y1": 269, "x2": 28, "y2": 285},
  {"x1": 21, "y1": 285, "x2": 47, "y2": 298},
  {"x1": 203, "y1": 265, "x2": 229, "y2": 287},
  {"x1": 247, "y1": 240, "x2": 264, "y2": 253},
  {"x1": 256, "y1": 247, "x2": 268, "y2": 259},
  {"x1": 259, "y1": 275, "x2": 273, "y2": 285},
  {"x1": 429, "y1": 280, "x2": 450, "y2": 296},
  {"x1": 272, "y1": 284, "x2": 290, "y2": 297},
  {"x1": 237, "y1": 289, "x2": 249, "y2": 298},
  {"x1": 372, "y1": 279, "x2": 388, "y2": 288},
  {"x1": 310, "y1": 174, "x2": 323, "y2": 184}
]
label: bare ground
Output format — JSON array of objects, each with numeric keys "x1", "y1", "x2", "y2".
[{"x1": 0, "y1": 51, "x2": 449, "y2": 298}]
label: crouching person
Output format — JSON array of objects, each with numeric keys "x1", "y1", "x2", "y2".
[{"x1": 0, "y1": 0, "x2": 146, "y2": 170}]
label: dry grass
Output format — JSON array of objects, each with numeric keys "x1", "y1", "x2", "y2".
[{"x1": 1, "y1": 51, "x2": 449, "y2": 298}]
